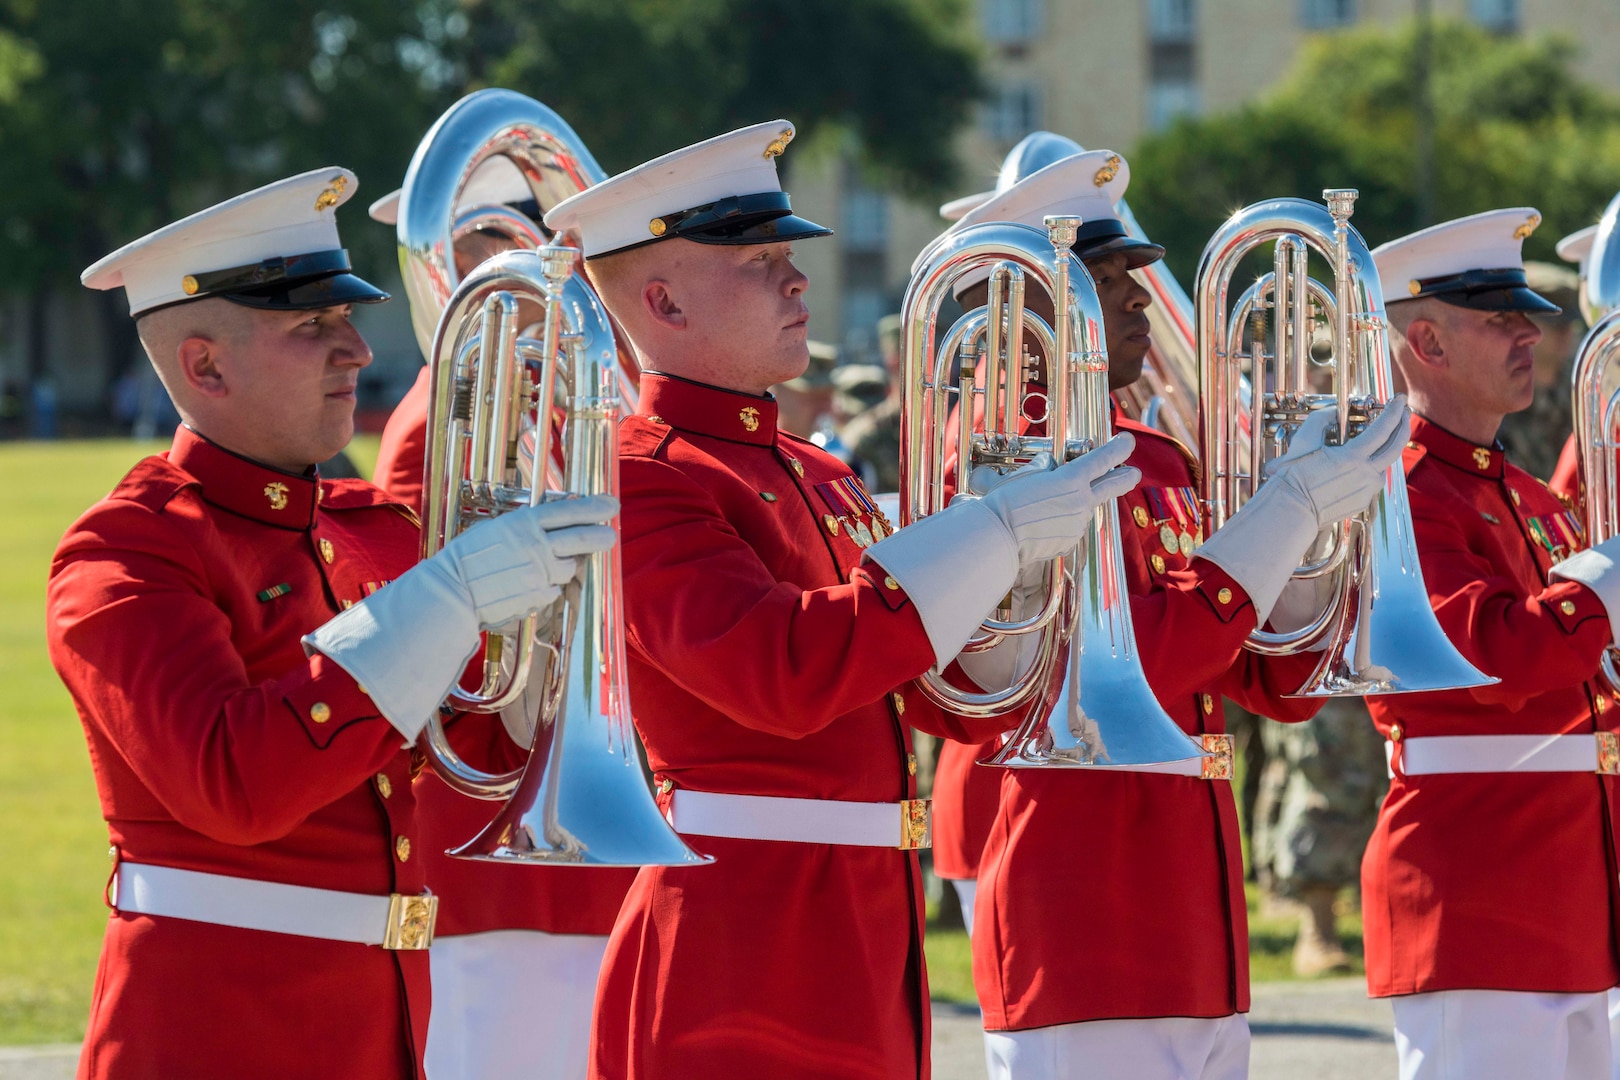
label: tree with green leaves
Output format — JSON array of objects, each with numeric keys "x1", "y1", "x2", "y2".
[{"x1": 1128, "y1": 20, "x2": 1620, "y2": 285}]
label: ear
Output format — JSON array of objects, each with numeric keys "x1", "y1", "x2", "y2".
[
  {"x1": 174, "y1": 334, "x2": 229, "y2": 399},
  {"x1": 642, "y1": 279, "x2": 686, "y2": 331},
  {"x1": 1403, "y1": 318, "x2": 1447, "y2": 372}
]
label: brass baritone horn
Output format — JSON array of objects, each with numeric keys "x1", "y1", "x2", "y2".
[
  {"x1": 1195, "y1": 190, "x2": 1494, "y2": 696},
  {"x1": 901, "y1": 215, "x2": 1204, "y2": 767},
  {"x1": 401, "y1": 90, "x2": 704, "y2": 867}
]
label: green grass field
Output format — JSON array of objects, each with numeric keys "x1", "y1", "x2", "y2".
[{"x1": 0, "y1": 436, "x2": 1358, "y2": 1044}]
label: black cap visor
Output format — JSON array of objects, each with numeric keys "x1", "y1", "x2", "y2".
[
  {"x1": 1409, "y1": 267, "x2": 1560, "y2": 315},
  {"x1": 1072, "y1": 219, "x2": 1164, "y2": 270},
  {"x1": 175, "y1": 248, "x2": 387, "y2": 311},
  {"x1": 224, "y1": 271, "x2": 390, "y2": 311},
  {"x1": 595, "y1": 190, "x2": 832, "y2": 259}
]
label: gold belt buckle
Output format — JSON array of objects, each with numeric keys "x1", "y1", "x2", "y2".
[
  {"x1": 382, "y1": 891, "x2": 438, "y2": 950},
  {"x1": 899, "y1": 799, "x2": 932, "y2": 850},
  {"x1": 1200, "y1": 734, "x2": 1235, "y2": 781},
  {"x1": 1598, "y1": 732, "x2": 1620, "y2": 776}
]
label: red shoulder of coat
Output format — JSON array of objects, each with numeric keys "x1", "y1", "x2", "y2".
[
  {"x1": 1116, "y1": 416, "x2": 1199, "y2": 487},
  {"x1": 105, "y1": 454, "x2": 203, "y2": 515},
  {"x1": 318, "y1": 478, "x2": 421, "y2": 528},
  {"x1": 619, "y1": 415, "x2": 676, "y2": 459}
]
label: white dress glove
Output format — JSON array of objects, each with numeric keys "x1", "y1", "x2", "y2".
[
  {"x1": 864, "y1": 435, "x2": 1141, "y2": 667},
  {"x1": 1549, "y1": 534, "x2": 1620, "y2": 643},
  {"x1": 955, "y1": 559, "x2": 1050, "y2": 690},
  {"x1": 303, "y1": 495, "x2": 618, "y2": 742},
  {"x1": 1197, "y1": 397, "x2": 1409, "y2": 626}
]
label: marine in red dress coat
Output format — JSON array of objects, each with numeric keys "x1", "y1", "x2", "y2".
[
  {"x1": 542, "y1": 120, "x2": 1137, "y2": 1080},
  {"x1": 55, "y1": 167, "x2": 608, "y2": 1080},
  {"x1": 1363, "y1": 418, "x2": 1619, "y2": 997},
  {"x1": 51, "y1": 427, "x2": 438, "y2": 1078}
]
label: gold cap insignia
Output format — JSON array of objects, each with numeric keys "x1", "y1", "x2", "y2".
[
  {"x1": 763, "y1": 128, "x2": 795, "y2": 159},
  {"x1": 1408, "y1": 279, "x2": 1422, "y2": 296},
  {"x1": 1514, "y1": 212, "x2": 1541, "y2": 241},
  {"x1": 1472, "y1": 447, "x2": 1491, "y2": 470},
  {"x1": 263, "y1": 482, "x2": 289, "y2": 510},
  {"x1": 738, "y1": 406, "x2": 761, "y2": 432},
  {"x1": 1092, "y1": 154, "x2": 1121, "y2": 187},
  {"x1": 181, "y1": 274, "x2": 200, "y2": 295},
  {"x1": 649, "y1": 217, "x2": 668, "y2": 237},
  {"x1": 313, "y1": 175, "x2": 347, "y2": 211}
]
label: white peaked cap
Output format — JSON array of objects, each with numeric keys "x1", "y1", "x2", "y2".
[
  {"x1": 369, "y1": 156, "x2": 537, "y2": 226},
  {"x1": 543, "y1": 119, "x2": 830, "y2": 259},
  {"x1": 83, "y1": 167, "x2": 386, "y2": 317},
  {"x1": 913, "y1": 149, "x2": 1161, "y2": 296},
  {"x1": 1374, "y1": 207, "x2": 1558, "y2": 313},
  {"x1": 939, "y1": 190, "x2": 993, "y2": 222},
  {"x1": 1557, "y1": 224, "x2": 1598, "y2": 273},
  {"x1": 935, "y1": 131, "x2": 1090, "y2": 224}
]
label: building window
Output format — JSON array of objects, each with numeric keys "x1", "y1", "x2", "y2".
[
  {"x1": 1147, "y1": 80, "x2": 1201, "y2": 131},
  {"x1": 981, "y1": 0, "x2": 1044, "y2": 45},
  {"x1": 1300, "y1": 0, "x2": 1356, "y2": 28},
  {"x1": 1470, "y1": 0, "x2": 1519, "y2": 32},
  {"x1": 982, "y1": 80, "x2": 1043, "y2": 144},
  {"x1": 1148, "y1": 0, "x2": 1195, "y2": 43},
  {"x1": 843, "y1": 188, "x2": 888, "y2": 255}
]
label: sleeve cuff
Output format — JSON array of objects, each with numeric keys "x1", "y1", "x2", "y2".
[
  {"x1": 281, "y1": 653, "x2": 387, "y2": 749},
  {"x1": 1185, "y1": 559, "x2": 1257, "y2": 626}
]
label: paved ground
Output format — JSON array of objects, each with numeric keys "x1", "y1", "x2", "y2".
[{"x1": 0, "y1": 979, "x2": 1394, "y2": 1079}]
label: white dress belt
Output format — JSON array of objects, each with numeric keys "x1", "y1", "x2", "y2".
[
  {"x1": 112, "y1": 861, "x2": 438, "y2": 949},
  {"x1": 666, "y1": 789, "x2": 932, "y2": 850},
  {"x1": 1389, "y1": 733, "x2": 1620, "y2": 777}
]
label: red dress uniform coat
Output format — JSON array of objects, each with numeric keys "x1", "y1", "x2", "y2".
[
  {"x1": 1362, "y1": 417, "x2": 1620, "y2": 997},
  {"x1": 593, "y1": 373, "x2": 1006, "y2": 1080},
  {"x1": 973, "y1": 416, "x2": 1321, "y2": 1030},
  {"x1": 371, "y1": 378, "x2": 636, "y2": 939},
  {"x1": 931, "y1": 736, "x2": 1001, "y2": 882},
  {"x1": 47, "y1": 426, "x2": 435, "y2": 1080}
]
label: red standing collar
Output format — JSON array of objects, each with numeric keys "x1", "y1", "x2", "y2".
[
  {"x1": 167, "y1": 425, "x2": 321, "y2": 529},
  {"x1": 636, "y1": 372, "x2": 779, "y2": 447},
  {"x1": 1408, "y1": 414, "x2": 1505, "y2": 479}
]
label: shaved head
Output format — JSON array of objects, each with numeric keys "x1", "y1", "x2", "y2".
[
  {"x1": 136, "y1": 299, "x2": 254, "y2": 419},
  {"x1": 1385, "y1": 296, "x2": 1543, "y2": 445}
]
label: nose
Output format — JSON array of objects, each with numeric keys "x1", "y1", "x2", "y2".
[
  {"x1": 783, "y1": 262, "x2": 809, "y2": 298},
  {"x1": 1126, "y1": 277, "x2": 1152, "y2": 313},
  {"x1": 1514, "y1": 312, "x2": 1543, "y2": 347},
  {"x1": 332, "y1": 317, "x2": 374, "y2": 369}
]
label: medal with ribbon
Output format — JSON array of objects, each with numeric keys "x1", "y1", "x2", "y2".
[
  {"x1": 816, "y1": 475, "x2": 891, "y2": 547},
  {"x1": 1526, "y1": 508, "x2": 1583, "y2": 563},
  {"x1": 1144, "y1": 485, "x2": 1203, "y2": 558}
]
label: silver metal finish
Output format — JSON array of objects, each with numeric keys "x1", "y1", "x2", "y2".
[
  {"x1": 1195, "y1": 192, "x2": 1495, "y2": 697},
  {"x1": 414, "y1": 246, "x2": 705, "y2": 867},
  {"x1": 901, "y1": 217, "x2": 1202, "y2": 767},
  {"x1": 1582, "y1": 191, "x2": 1620, "y2": 328}
]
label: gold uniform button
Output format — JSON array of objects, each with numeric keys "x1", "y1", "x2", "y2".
[
  {"x1": 376, "y1": 774, "x2": 393, "y2": 799},
  {"x1": 319, "y1": 538, "x2": 335, "y2": 563},
  {"x1": 1510, "y1": 489, "x2": 1522, "y2": 506},
  {"x1": 907, "y1": 753, "x2": 918, "y2": 777},
  {"x1": 647, "y1": 415, "x2": 664, "y2": 425},
  {"x1": 1132, "y1": 506, "x2": 1150, "y2": 528},
  {"x1": 310, "y1": 702, "x2": 331, "y2": 724},
  {"x1": 658, "y1": 777, "x2": 674, "y2": 794},
  {"x1": 1389, "y1": 724, "x2": 1403, "y2": 742},
  {"x1": 1217, "y1": 587, "x2": 1233, "y2": 605},
  {"x1": 824, "y1": 514, "x2": 841, "y2": 536},
  {"x1": 395, "y1": 836, "x2": 411, "y2": 862},
  {"x1": 789, "y1": 458, "x2": 805, "y2": 477},
  {"x1": 1201, "y1": 693, "x2": 1215, "y2": 715},
  {"x1": 1598, "y1": 696, "x2": 1611, "y2": 714},
  {"x1": 884, "y1": 576, "x2": 901, "y2": 591},
  {"x1": 891, "y1": 692, "x2": 906, "y2": 715},
  {"x1": 1561, "y1": 600, "x2": 1577, "y2": 615},
  {"x1": 1151, "y1": 554, "x2": 1166, "y2": 574}
]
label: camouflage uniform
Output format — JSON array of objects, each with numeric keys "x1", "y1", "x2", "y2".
[
  {"x1": 842, "y1": 395, "x2": 903, "y2": 494},
  {"x1": 1253, "y1": 698, "x2": 1389, "y2": 898}
]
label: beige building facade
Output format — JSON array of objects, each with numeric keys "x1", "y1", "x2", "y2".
[{"x1": 791, "y1": 0, "x2": 1620, "y2": 363}]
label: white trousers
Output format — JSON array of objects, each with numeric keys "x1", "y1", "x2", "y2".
[
  {"x1": 1611, "y1": 988, "x2": 1620, "y2": 1080},
  {"x1": 425, "y1": 929, "x2": 610, "y2": 1080},
  {"x1": 1392, "y1": 989, "x2": 1611, "y2": 1080},
  {"x1": 951, "y1": 878, "x2": 978, "y2": 940},
  {"x1": 984, "y1": 1014, "x2": 1249, "y2": 1080}
]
